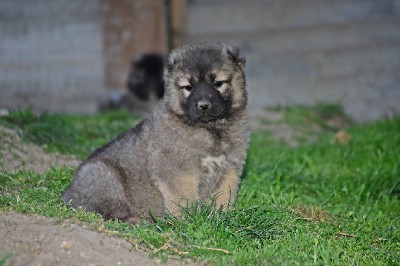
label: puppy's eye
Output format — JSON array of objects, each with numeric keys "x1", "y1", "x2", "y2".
[
  {"x1": 213, "y1": 81, "x2": 224, "y2": 88},
  {"x1": 180, "y1": 85, "x2": 193, "y2": 91}
]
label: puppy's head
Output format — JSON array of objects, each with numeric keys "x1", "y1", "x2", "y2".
[
  {"x1": 127, "y1": 53, "x2": 165, "y2": 101},
  {"x1": 164, "y1": 43, "x2": 247, "y2": 124}
]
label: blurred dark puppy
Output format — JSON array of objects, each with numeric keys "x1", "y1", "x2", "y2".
[
  {"x1": 98, "y1": 53, "x2": 165, "y2": 114},
  {"x1": 127, "y1": 53, "x2": 164, "y2": 101}
]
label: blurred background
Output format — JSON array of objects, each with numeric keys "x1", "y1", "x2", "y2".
[{"x1": 0, "y1": 0, "x2": 399, "y2": 122}]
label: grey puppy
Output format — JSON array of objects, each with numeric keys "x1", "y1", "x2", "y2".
[{"x1": 62, "y1": 42, "x2": 249, "y2": 223}]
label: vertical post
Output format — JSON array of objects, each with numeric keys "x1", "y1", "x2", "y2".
[
  {"x1": 164, "y1": 0, "x2": 173, "y2": 53},
  {"x1": 169, "y1": 0, "x2": 187, "y2": 49},
  {"x1": 101, "y1": 0, "x2": 167, "y2": 90}
]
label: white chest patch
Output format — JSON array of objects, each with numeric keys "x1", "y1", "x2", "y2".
[{"x1": 201, "y1": 155, "x2": 227, "y2": 177}]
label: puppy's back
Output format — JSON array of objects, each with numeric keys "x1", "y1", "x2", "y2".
[{"x1": 62, "y1": 118, "x2": 164, "y2": 221}]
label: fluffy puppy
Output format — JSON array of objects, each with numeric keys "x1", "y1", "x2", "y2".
[{"x1": 62, "y1": 42, "x2": 249, "y2": 223}]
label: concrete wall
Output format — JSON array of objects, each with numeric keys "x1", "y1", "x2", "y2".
[
  {"x1": 0, "y1": 0, "x2": 167, "y2": 113},
  {"x1": 1, "y1": 0, "x2": 399, "y2": 122},
  {"x1": 185, "y1": 0, "x2": 400, "y2": 122},
  {"x1": 0, "y1": 0, "x2": 105, "y2": 113}
]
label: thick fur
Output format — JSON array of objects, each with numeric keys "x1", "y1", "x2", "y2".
[{"x1": 62, "y1": 43, "x2": 249, "y2": 222}]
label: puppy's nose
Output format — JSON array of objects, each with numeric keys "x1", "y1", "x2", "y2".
[{"x1": 197, "y1": 100, "x2": 211, "y2": 111}]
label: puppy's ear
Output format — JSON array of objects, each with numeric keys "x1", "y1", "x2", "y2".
[
  {"x1": 223, "y1": 43, "x2": 246, "y2": 69},
  {"x1": 167, "y1": 47, "x2": 185, "y2": 73},
  {"x1": 167, "y1": 57, "x2": 175, "y2": 72}
]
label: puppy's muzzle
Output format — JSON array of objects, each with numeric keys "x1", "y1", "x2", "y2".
[
  {"x1": 198, "y1": 100, "x2": 211, "y2": 111},
  {"x1": 184, "y1": 82, "x2": 227, "y2": 123}
]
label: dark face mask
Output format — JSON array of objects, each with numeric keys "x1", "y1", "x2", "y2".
[{"x1": 182, "y1": 82, "x2": 232, "y2": 123}]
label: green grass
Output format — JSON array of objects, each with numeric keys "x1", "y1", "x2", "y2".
[
  {"x1": 1, "y1": 107, "x2": 399, "y2": 265},
  {"x1": 0, "y1": 108, "x2": 140, "y2": 159}
]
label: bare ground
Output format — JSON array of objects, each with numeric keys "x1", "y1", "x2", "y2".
[
  {"x1": 0, "y1": 125, "x2": 80, "y2": 174},
  {"x1": 0, "y1": 125, "x2": 193, "y2": 266},
  {"x1": 0, "y1": 213, "x2": 179, "y2": 266}
]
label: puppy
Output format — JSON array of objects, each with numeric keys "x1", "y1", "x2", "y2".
[
  {"x1": 98, "y1": 53, "x2": 164, "y2": 114},
  {"x1": 127, "y1": 53, "x2": 164, "y2": 101},
  {"x1": 62, "y1": 43, "x2": 249, "y2": 223}
]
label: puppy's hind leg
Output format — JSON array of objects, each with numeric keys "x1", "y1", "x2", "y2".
[{"x1": 62, "y1": 159, "x2": 133, "y2": 221}]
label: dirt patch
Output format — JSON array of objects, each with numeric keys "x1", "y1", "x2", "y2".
[
  {"x1": 248, "y1": 107, "x2": 351, "y2": 146},
  {"x1": 0, "y1": 125, "x2": 194, "y2": 265},
  {"x1": 249, "y1": 109, "x2": 317, "y2": 146},
  {"x1": 0, "y1": 212, "x2": 188, "y2": 266},
  {"x1": 0, "y1": 125, "x2": 80, "y2": 174}
]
